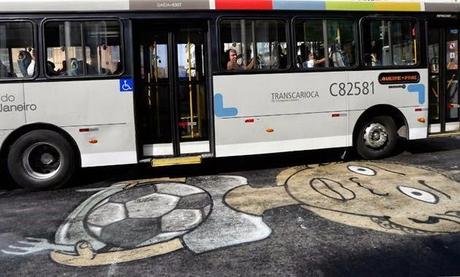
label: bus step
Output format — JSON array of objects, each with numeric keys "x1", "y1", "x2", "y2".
[
  {"x1": 151, "y1": 156, "x2": 202, "y2": 167},
  {"x1": 428, "y1": 131, "x2": 460, "y2": 138}
]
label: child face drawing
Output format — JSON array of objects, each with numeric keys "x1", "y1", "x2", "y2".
[{"x1": 284, "y1": 162, "x2": 460, "y2": 234}]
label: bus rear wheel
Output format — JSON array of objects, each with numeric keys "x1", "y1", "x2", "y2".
[
  {"x1": 356, "y1": 116, "x2": 397, "y2": 160},
  {"x1": 7, "y1": 130, "x2": 76, "y2": 190}
]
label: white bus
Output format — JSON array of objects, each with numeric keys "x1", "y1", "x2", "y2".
[{"x1": 0, "y1": 0, "x2": 459, "y2": 190}]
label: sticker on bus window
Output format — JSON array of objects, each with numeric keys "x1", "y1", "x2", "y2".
[{"x1": 120, "y1": 78, "x2": 134, "y2": 93}]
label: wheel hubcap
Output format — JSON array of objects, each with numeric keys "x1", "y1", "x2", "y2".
[
  {"x1": 23, "y1": 142, "x2": 62, "y2": 180},
  {"x1": 363, "y1": 123, "x2": 388, "y2": 149}
]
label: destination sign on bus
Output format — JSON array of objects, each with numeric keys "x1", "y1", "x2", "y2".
[{"x1": 378, "y1": 72, "x2": 420, "y2": 85}]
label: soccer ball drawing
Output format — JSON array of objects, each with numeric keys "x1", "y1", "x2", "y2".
[{"x1": 84, "y1": 182, "x2": 212, "y2": 249}]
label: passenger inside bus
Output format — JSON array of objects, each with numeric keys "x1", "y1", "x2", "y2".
[
  {"x1": 0, "y1": 59, "x2": 10, "y2": 78},
  {"x1": 273, "y1": 44, "x2": 287, "y2": 69},
  {"x1": 69, "y1": 58, "x2": 82, "y2": 76},
  {"x1": 296, "y1": 44, "x2": 308, "y2": 68},
  {"x1": 303, "y1": 51, "x2": 325, "y2": 68},
  {"x1": 226, "y1": 49, "x2": 255, "y2": 71},
  {"x1": 447, "y1": 57, "x2": 458, "y2": 70},
  {"x1": 329, "y1": 43, "x2": 350, "y2": 67},
  {"x1": 18, "y1": 50, "x2": 35, "y2": 77},
  {"x1": 60, "y1": 60, "x2": 67, "y2": 75},
  {"x1": 28, "y1": 49, "x2": 37, "y2": 76},
  {"x1": 46, "y1": 61, "x2": 60, "y2": 76},
  {"x1": 113, "y1": 61, "x2": 122, "y2": 75},
  {"x1": 370, "y1": 40, "x2": 382, "y2": 66}
]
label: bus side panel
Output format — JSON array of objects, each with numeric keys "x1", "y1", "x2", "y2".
[
  {"x1": 23, "y1": 80, "x2": 137, "y2": 167},
  {"x1": 348, "y1": 69, "x2": 429, "y2": 140},
  {"x1": 0, "y1": 83, "x2": 25, "y2": 152},
  {"x1": 0, "y1": 83, "x2": 26, "y2": 129},
  {"x1": 213, "y1": 72, "x2": 349, "y2": 157}
]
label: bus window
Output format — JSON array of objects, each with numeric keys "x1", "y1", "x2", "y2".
[
  {"x1": 220, "y1": 19, "x2": 288, "y2": 72},
  {"x1": 295, "y1": 19, "x2": 356, "y2": 69},
  {"x1": 327, "y1": 20, "x2": 356, "y2": 68},
  {"x1": 45, "y1": 20, "x2": 121, "y2": 77},
  {"x1": 362, "y1": 19, "x2": 418, "y2": 67},
  {"x1": 0, "y1": 21, "x2": 35, "y2": 79}
]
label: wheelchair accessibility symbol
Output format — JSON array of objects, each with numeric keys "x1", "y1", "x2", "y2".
[{"x1": 120, "y1": 78, "x2": 134, "y2": 93}]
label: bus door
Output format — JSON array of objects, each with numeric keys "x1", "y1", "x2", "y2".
[
  {"x1": 428, "y1": 22, "x2": 460, "y2": 134},
  {"x1": 134, "y1": 22, "x2": 210, "y2": 159}
]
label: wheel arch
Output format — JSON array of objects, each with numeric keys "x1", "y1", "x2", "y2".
[
  {"x1": 352, "y1": 104, "x2": 409, "y2": 146},
  {"x1": 0, "y1": 123, "x2": 81, "y2": 169}
]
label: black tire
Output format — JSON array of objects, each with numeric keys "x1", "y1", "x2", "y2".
[
  {"x1": 7, "y1": 129, "x2": 76, "y2": 190},
  {"x1": 355, "y1": 116, "x2": 398, "y2": 160}
]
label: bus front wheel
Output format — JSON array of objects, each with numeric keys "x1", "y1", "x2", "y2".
[
  {"x1": 356, "y1": 116, "x2": 397, "y2": 160},
  {"x1": 7, "y1": 130, "x2": 76, "y2": 190}
]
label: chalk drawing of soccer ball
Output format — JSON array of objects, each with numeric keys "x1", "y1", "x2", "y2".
[{"x1": 84, "y1": 183, "x2": 212, "y2": 249}]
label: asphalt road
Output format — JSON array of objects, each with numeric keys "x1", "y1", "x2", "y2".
[{"x1": 1, "y1": 136, "x2": 460, "y2": 277}]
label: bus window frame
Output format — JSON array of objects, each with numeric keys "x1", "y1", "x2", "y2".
[
  {"x1": 42, "y1": 17, "x2": 125, "y2": 80},
  {"x1": 359, "y1": 16, "x2": 421, "y2": 69},
  {"x1": 0, "y1": 18, "x2": 38, "y2": 82},
  {"x1": 292, "y1": 16, "x2": 360, "y2": 72},
  {"x1": 216, "y1": 16, "x2": 292, "y2": 74}
]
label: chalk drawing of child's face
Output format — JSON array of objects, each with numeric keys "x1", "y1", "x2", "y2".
[{"x1": 284, "y1": 162, "x2": 460, "y2": 234}]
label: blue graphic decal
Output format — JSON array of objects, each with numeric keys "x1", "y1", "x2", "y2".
[
  {"x1": 407, "y1": 84, "x2": 425, "y2": 105},
  {"x1": 120, "y1": 78, "x2": 134, "y2": 93},
  {"x1": 214, "y1": 93, "x2": 238, "y2": 117}
]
